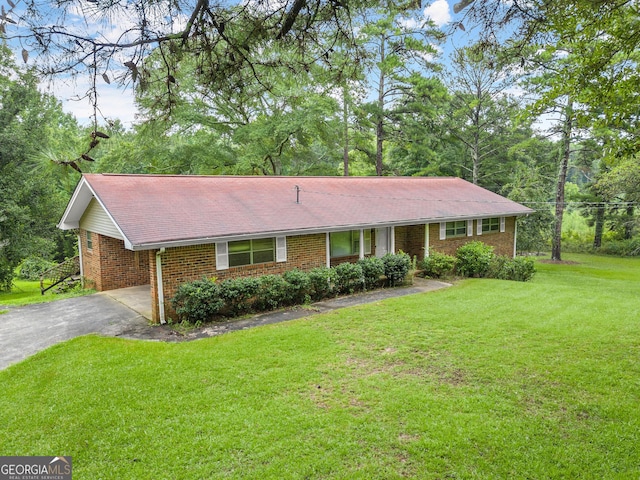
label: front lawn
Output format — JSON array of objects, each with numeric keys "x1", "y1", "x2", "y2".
[
  {"x1": 0, "y1": 278, "x2": 93, "y2": 309},
  {"x1": 1, "y1": 254, "x2": 638, "y2": 478}
]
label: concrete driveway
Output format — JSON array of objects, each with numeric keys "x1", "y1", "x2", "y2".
[{"x1": 0, "y1": 292, "x2": 150, "y2": 371}]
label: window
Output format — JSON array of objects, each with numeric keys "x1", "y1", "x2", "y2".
[
  {"x1": 482, "y1": 217, "x2": 500, "y2": 234},
  {"x1": 445, "y1": 221, "x2": 467, "y2": 238},
  {"x1": 330, "y1": 230, "x2": 371, "y2": 258},
  {"x1": 228, "y1": 238, "x2": 275, "y2": 267},
  {"x1": 86, "y1": 231, "x2": 93, "y2": 250}
]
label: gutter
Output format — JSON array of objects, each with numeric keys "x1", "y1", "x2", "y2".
[
  {"x1": 128, "y1": 212, "x2": 534, "y2": 252},
  {"x1": 155, "y1": 248, "x2": 166, "y2": 324}
]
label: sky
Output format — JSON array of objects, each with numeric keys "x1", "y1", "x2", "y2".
[{"x1": 31, "y1": 0, "x2": 466, "y2": 127}]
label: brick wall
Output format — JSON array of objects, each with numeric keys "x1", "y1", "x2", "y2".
[
  {"x1": 152, "y1": 233, "x2": 327, "y2": 323},
  {"x1": 80, "y1": 229, "x2": 150, "y2": 291},
  {"x1": 143, "y1": 221, "x2": 517, "y2": 323},
  {"x1": 428, "y1": 217, "x2": 516, "y2": 257},
  {"x1": 394, "y1": 225, "x2": 426, "y2": 260}
]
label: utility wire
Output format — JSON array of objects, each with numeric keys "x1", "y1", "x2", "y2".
[{"x1": 301, "y1": 189, "x2": 638, "y2": 208}]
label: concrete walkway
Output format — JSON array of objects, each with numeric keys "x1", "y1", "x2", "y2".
[
  {"x1": 117, "y1": 278, "x2": 452, "y2": 342},
  {"x1": 101, "y1": 284, "x2": 153, "y2": 320},
  {"x1": 0, "y1": 279, "x2": 451, "y2": 371}
]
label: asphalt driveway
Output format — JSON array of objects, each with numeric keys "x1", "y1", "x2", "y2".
[
  {"x1": 0, "y1": 294, "x2": 148, "y2": 370},
  {"x1": 0, "y1": 278, "x2": 451, "y2": 371}
]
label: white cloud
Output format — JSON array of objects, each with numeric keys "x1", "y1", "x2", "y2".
[
  {"x1": 424, "y1": 0, "x2": 452, "y2": 28},
  {"x1": 42, "y1": 74, "x2": 138, "y2": 127}
]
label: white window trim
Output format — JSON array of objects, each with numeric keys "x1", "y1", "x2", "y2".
[
  {"x1": 477, "y1": 219, "x2": 483, "y2": 236},
  {"x1": 363, "y1": 229, "x2": 372, "y2": 256},
  {"x1": 500, "y1": 217, "x2": 506, "y2": 233},
  {"x1": 276, "y1": 236, "x2": 287, "y2": 262},
  {"x1": 439, "y1": 222, "x2": 446, "y2": 240},
  {"x1": 216, "y1": 237, "x2": 286, "y2": 270},
  {"x1": 467, "y1": 220, "x2": 473, "y2": 237},
  {"x1": 215, "y1": 242, "x2": 229, "y2": 271}
]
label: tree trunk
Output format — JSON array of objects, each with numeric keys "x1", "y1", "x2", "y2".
[
  {"x1": 472, "y1": 141, "x2": 479, "y2": 185},
  {"x1": 375, "y1": 35, "x2": 385, "y2": 177},
  {"x1": 342, "y1": 83, "x2": 349, "y2": 176},
  {"x1": 624, "y1": 205, "x2": 634, "y2": 239},
  {"x1": 551, "y1": 98, "x2": 573, "y2": 261},
  {"x1": 472, "y1": 84, "x2": 481, "y2": 185},
  {"x1": 593, "y1": 203, "x2": 604, "y2": 248}
]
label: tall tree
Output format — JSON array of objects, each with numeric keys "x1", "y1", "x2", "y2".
[
  {"x1": 4, "y1": 0, "x2": 383, "y2": 125},
  {"x1": 453, "y1": 0, "x2": 640, "y2": 158},
  {"x1": 446, "y1": 45, "x2": 518, "y2": 186},
  {"x1": 358, "y1": 6, "x2": 442, "y2": 175},
  {"x1": 0, "y1": 45, "x2": 81, "y2": 289}
]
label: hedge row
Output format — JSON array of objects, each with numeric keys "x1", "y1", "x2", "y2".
[
  {"x1": 420, "y1": 241, "x2": 536, "y2": 282},
  {"x1": 171, "y1": 253, "x2": 411, "y2": 325}
]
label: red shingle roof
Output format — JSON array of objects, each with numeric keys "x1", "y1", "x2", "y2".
[{"x1": 60, "y1": 174, "x2": 533, "y2": 250}]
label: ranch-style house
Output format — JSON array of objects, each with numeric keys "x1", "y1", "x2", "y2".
[{"x1": 58, "y1": 174, "x2": 534, "y2": 323}]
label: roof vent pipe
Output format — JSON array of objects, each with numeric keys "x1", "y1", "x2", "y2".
[{"x1": 295, "y1": 185, "x2": 300, "y2": 204}]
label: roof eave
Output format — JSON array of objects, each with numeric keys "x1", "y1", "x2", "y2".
[
  {"x1": 57, "y1": 175, "x2": 135, "y2": 250},
  {"x1": 129, "y1": 211, "x2": 533, "y2": 251}
]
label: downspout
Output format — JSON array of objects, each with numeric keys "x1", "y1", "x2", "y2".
[
  {"x1": 156, "y1": 248, "x2": 166, "y2": 324},
  {"x1": 513, "y1": 220, "x2": 518, "y2": 258},
  {"x1": 77, "y1": 233, "x2": 84, "y2": 289}
]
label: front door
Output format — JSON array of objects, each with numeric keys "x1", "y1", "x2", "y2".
[{"x1": 375, "y1": 228, "x2": 389, "y2": 258}]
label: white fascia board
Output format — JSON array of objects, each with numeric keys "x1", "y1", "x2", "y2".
[
  {"x1": 57, "y1": 176, "x2": 134, "y2": 250},
  {"x1": 57, "y1": 177, "x2": 92, "y2": 229},
  {"x1": 129, "y1": 212, "x2": 528, "y2": 251}
]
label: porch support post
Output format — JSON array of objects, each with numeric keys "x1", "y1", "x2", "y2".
[
  {"x1": 326, "y1": 233, "x2": 331, "y2": 268},
  {"x1": 390, "y1": 226, "x2": 395, "y2": 254},
  {"x1": 359, "y1": 229, "x2": 365, "y2": 259},
  {"x1": 424, "y1": 224, "x2": 430, "y2": 258}
]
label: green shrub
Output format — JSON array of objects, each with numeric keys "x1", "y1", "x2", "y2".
[
  {"x1": 171, "y1": 278, "x2": 224, "y2": 325},
  {"x1": 597, "y1": 238, "x2": 640, "y2": 257},
  {"x1": 487, "y1": 254, "x2": 509, "y2": 279},
  {"x1": 382, "y1": 252, "x2": 411, "y2": 286},
  {"x1": 308, "y1": 267, "x2": 334, "y2": 300},
  {"x1": 456, "y1": 241, "x2": 494, "y2": 278},
  {"x1": 219, "y1": 277, "x2": 260, "y2": 316},
  {"x1": 357, "y1": 257, "x2": 385, "y2": 290},
  {"x1": 255, "y1": 274, "x2": 289, "y2": 311},
  {"x1": 333, "y1": 262, "x2": 364, "y2": 294},
  {"x1": 18, "y1": 256, "x2": 57, "y2": 281},
  {"x1": 0, "y1": 258, "x2": 14, "y2": 292},
  {"x1": 497, "y1": 256, "x2": 536, "y2": 282},
  {"x1": 283, "y1": 269, "x2": 311, "y2": 305},
  {"x1": 420, "y1": 251, "x2": 456, "y2": 278}
]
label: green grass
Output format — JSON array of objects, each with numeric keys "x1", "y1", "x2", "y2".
[
  {"x1": 1, "y1": 254, "x2": 639, "y2": 478},
  {"x1": 0, "y1": 278, "x2": 94, "y2": 309}
]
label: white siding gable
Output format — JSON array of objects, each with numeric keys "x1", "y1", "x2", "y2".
[{"x1": 80, "y1": 198, "x2": 123, "y2": 240}]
